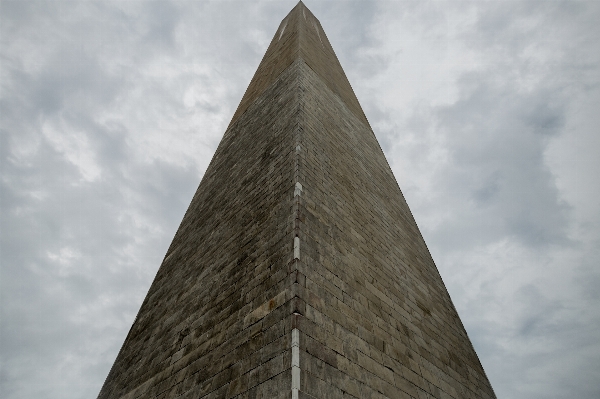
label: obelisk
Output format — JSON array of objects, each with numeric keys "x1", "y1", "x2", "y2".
[{"x1": 98, "y1": 2, "x2": 495, "y2": 398}]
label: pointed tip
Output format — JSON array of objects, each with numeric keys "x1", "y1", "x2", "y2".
[{"x1": 296, "y1": 0, "x2": 308, "y2": 11}]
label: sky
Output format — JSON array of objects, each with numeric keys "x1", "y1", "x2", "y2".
[{"x1": 1, "y1": 0, "x2": 599, "y2": 398}]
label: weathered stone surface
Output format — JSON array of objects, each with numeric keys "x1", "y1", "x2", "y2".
[{"x1": 98, "y1": 2, "x2": 495, "y2": 399}]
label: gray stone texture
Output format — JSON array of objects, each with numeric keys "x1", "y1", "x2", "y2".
[{"x1": 98, "y1": 2, "x2": 495, "y2": 399}]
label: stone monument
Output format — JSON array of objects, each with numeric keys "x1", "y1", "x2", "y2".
[{"x1": 98, "y1": 2, "x2": 496, "y2": 398}]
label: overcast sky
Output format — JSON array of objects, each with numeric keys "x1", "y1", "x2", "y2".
[{"x1": 1, "y1": 1, "x2": 599, "y2": 398}]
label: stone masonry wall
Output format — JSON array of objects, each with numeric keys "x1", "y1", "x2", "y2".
[
  {"x1": 291, "y1": 58, "x2": 496, "y2": 399},
  {"x1": 98, "y1": 58, "x2": 306, "y2": 399}
]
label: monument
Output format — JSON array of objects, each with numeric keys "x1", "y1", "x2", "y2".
[{"x1": 98, "y1": 2, "x2": 496, "y2": 398}]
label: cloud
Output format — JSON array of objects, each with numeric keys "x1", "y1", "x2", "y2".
[
  {"x1": 348, "y1": 1, "x2": 600, "y2": 398},
  {"x1": 434, "y1": 75, "x2": 571, "y2": 248},
  {"x1": 1, "y1": 1, "x2": 599, "y2": 399}
]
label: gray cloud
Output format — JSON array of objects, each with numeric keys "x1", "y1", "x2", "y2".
[
  {"x1": 346, "y1": 1, "x2": 600, "y2": 398},
  {"x1": 1, "y1": 1, "x2": 599, "y2": 399},
  {"x1": 435, "y1": 76, "x2": 571, "y2": 248}
]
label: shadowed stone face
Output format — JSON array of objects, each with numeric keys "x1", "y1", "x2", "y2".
[{"x1": 98, "y1": 2, "x2": 495, "y2": 399}]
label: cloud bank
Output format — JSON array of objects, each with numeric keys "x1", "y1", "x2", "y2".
[{"x1": 1, "y1": 1, "x2": 599, "y2": 398}]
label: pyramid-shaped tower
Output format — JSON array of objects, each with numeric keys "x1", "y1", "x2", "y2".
[{"x1": 98, "y1": 3, "x2": 495, "y2": 399}]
